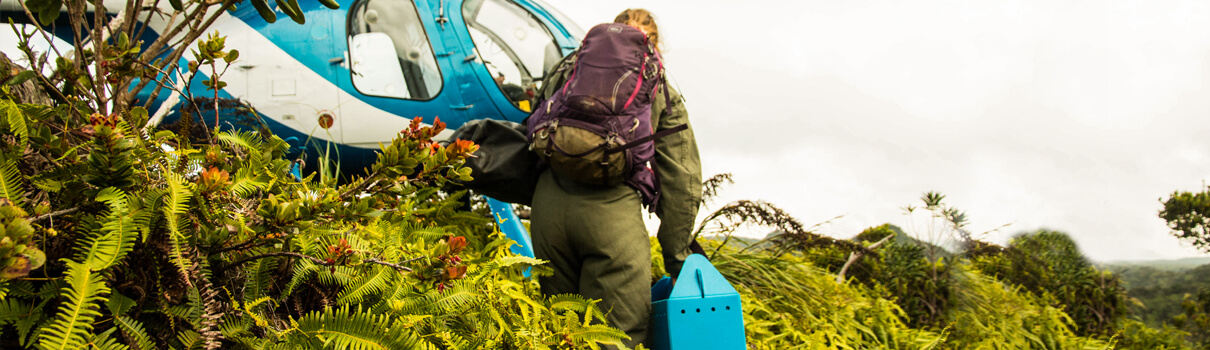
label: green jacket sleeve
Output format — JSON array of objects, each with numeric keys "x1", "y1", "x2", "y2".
[{"x1": 651, "y1": 83, "x2": 702, "y2": 278}]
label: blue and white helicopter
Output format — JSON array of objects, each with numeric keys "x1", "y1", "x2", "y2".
[
  {"x1": 188, "y1": 0, "x2": 584, "y2": 174},
  {"x1": 7, "y1": 0, "x2": 583, "y2": 175},
  {"x1": 1, "y1": 0, "x2": 579, "y2": 265},
  {"x1": 1, "y1": 1, "x2": 747, "y2": 347}
]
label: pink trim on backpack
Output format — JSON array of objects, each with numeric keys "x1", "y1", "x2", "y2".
[
  {"x1": 623, "y1": 52, "x2": 649, "y2": 111},
  {"x1": 561, "y1": 67, "x2": 576, "y2": 95}
]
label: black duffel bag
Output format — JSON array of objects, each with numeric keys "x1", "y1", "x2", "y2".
[{"x1": 446, "y1": 119, "x2": 541, "y2": 205}]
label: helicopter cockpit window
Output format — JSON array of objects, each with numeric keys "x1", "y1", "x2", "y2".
[
  {"x1": 463, "y1": 0, "x2": 562, "y2": 111},
  {"x1": 347, "y1": 0, "x2": 442, "y2": 100}
]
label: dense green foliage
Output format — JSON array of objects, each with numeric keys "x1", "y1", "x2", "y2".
[
  {"x1": 1160, "y1": 187, "x2": 1210, "y2": 252},
  {"x1": 969, "y1": 230, "x2": 1130, "y2": 336},
  {"x1": 1156, "y1": 184, "x2": 1210, "y2": 348},
  {"x1": 0, "y1": 80, "x2": 638, "y2": 348},
  {"x1": 1113, "y1": 264, "x2": 1210, "y2": 327}
]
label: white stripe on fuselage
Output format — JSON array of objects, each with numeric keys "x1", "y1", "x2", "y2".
[{"x1": 193, "y1": 13, "x2": 442, "y2": 148}]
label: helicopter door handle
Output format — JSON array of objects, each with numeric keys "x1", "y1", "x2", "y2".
[
  {"x1": 451, "y1": 104, "x2": 474, "y2": 110},
  {"x1": 328, "y1": 57, "x2": 344, "y2": 64},
  {"x1": 462, "y1": 53, "x2": 477, "y2": 63}
]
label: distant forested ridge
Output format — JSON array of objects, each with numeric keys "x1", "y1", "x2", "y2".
[{"x1": 1107, "y1": 262, "x2": 1210, "y2": 328}]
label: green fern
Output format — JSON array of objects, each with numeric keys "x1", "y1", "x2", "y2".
[
  {"x1": 162, "y1": 172, "x2": 195, "y2": 279},
  {"x1": 176, "y1": 330, "x2": 202, "y2": 350},
  {"x1": 85, "y1": 327, "x2": 131, "y2": 350},
  {"x1": 392, "y1": 280, "x2": 481, "y2": 317},
  {"x1": 287, "y1": 305, "x2": 429, "y2": 350},
  {"x1": 336, "y1": 265, "x2": 395, "y2": 305},
  {"x1": 229, "y1": 167, "x2": 269, "y2": 197},
  {"x1": 36, "y1": 260, "x2": 111, "y2": 350},
  {"x1": 14, "y1": 302, "x2": 45, "y2": 347},
  {"x1": 470, "y1": 256, "x2": 543, "y2": 280},
  {"x1": 76, "y1": 188, "x2": 145, "y2": 271},
  {"x1": 216, "y1": 130, "x2": 262, "y2": 153},
  {"x1": 1, "y1": 98, "x2": 29, "y2": 150},
  {"x1": 115, "y1": 315, "x2": 156, "y2": 350},
  {"x1": 282, "y1": 261, "x2": 319, "y2": 297},
  {"x1": 548, "y1": 294, "x2": 602, "y2": 320},
  {"x1": 7, "y1": 279, "x2": 58, "y2": 300},
  {"x1": 313, "y1": 265, "x2": 358, "y2": 287},
  {"x1": 106, "y1": 292, "x2": 136, "y2": 316},
  {"x1": 564, "y1": 324, "x2": 630, "y2": 349},
  {"x1": 243, "y1": 259, "x2": 278, "y2": 304},
  {"x1": 0, "y1": 297, "x2": 31, "y2": 324},
  {"x1": 0, "y1": 154, "x2": 26, "y2": 208}
]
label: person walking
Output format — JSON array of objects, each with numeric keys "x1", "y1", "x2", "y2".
[{"x1": 529, "y1": 8, "x2": 702, "y2": 348}]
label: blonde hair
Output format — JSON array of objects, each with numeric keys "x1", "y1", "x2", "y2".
[{"x1": 614, "y1": 9, "x2": 661, "y2": 52}]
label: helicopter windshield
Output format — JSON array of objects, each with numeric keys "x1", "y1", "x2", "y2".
[{"x1": 463, "y1": 0, "x2": 562, "y2": 110}]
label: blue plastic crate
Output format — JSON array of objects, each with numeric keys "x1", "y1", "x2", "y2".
[{"x1": 650, "y1": 254, "x2": 747, "y2": 350}]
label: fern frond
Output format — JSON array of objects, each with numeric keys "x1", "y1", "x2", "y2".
[
  {"x1": 85, "y1": 327, "x2": 130, "y2": 350},
  {"x1": 243, "y1": 259, "x2": 278, "y2": 304},
  {"x1": 230, "y1": 335, "x2": 274, "y2": 349},
  {"x1": 372, "y1": 272, "x2": 416, "y2": 314},
  {"x1": 176, "y1": 330, "x2": 201, "y2": 350},
  {"x1": 76, "y1": 188, "x2": 141, "y2": 270},
  {"x1": 242, "y1": 296, "x2": 274, "y2": 328},
  {"x1": 497, "y1": 280, "x2": 545, "y2": 312},
  {"x1": 548, "y1": 294, "x2": 593, "y2": 313},
  {"x1": 1, "y1": 98, "x2": 29, "y2": 150},
  {"x1": 0, "y1": 298, "x2": 31, "y2": 323},
  {"x1": 396, "y1": 280, "x2": 479, "y2": 315},
  {"x1": 565, "y1": 324, "x2": 629, "y2": 349},
  {"x1": 313, "y1": 266, "x2": 357, "y2": 286},
  {"x1": 472, "y1": 256, "x2": 544, "y2": 279},
  {"x1": 114, "y1": 315, "x2": 155, "y2": 350},
  {"x1": 337, "y1": 265, "x2": 395, "y2": 305},
  {"x1": 289, "y1": 306, "x2": 428, "y2": 350},
  {"x1": 230, "y1": 176, "x2": 269, "y2": 197},
  {"x1": 14, "y1": 303, "x2": 44, "y2": 347},
  {"x1": 282, "y1": 262, "x2": 318, "y2": 297},
  {"x1": 8, "y1": 279, "x2": 58, "y2": 299},
  {"x1": 106, "y1": 291, "x2": 136, "y2": 316},
  {"x1": 162, "y1": 173, "x2": 195, "y2": 280},
  {"x1": 36, "y1": 260, "x2": 111, "y2": 350},
  {"x1": 0, "y1": 154, "x2": 27, "y2": 208},
  {"x1": 162, "y1": 173, "x2": 195, "y2": 217},
  {"x1": 217, "y1": 130, "x2": 262, "y2": 153},
  {"x1": 222, "y1": 316, "x2": 253, "y2": 339}
]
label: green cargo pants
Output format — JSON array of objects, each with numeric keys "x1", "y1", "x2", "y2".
[{"x1": 531, "y1": 168, "x2": 652, "y2": 349}]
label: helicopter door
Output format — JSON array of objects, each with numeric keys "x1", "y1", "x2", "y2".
[
  {"x1": 460, "y1": 0, "x2": 563, "y2": 120},
  {"x1": 242, "y1": 11, "x2": 344, "y2": 144},
  {"x1": 342, "y1": 0, "x2": 452, "y2": 145},
  {"x1": 346, "y1": 0, "x2": 444, "y2": 101}
]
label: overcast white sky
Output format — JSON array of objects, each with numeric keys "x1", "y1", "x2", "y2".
[{"x1": 545, "y1": 0, "x2": 1210, "y2": 262}]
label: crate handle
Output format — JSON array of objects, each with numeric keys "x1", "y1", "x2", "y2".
[{"x1": 696, "y1": 269, "x2": 706, "y2": 298}]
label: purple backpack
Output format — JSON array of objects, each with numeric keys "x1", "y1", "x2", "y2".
[{"x1": 527, "y1": 23, "x2": 687, "y2": 210}]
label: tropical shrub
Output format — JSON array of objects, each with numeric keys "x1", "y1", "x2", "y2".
[{"x1": 970, "y1": 230, "x2": 1131, "y2": 337}]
